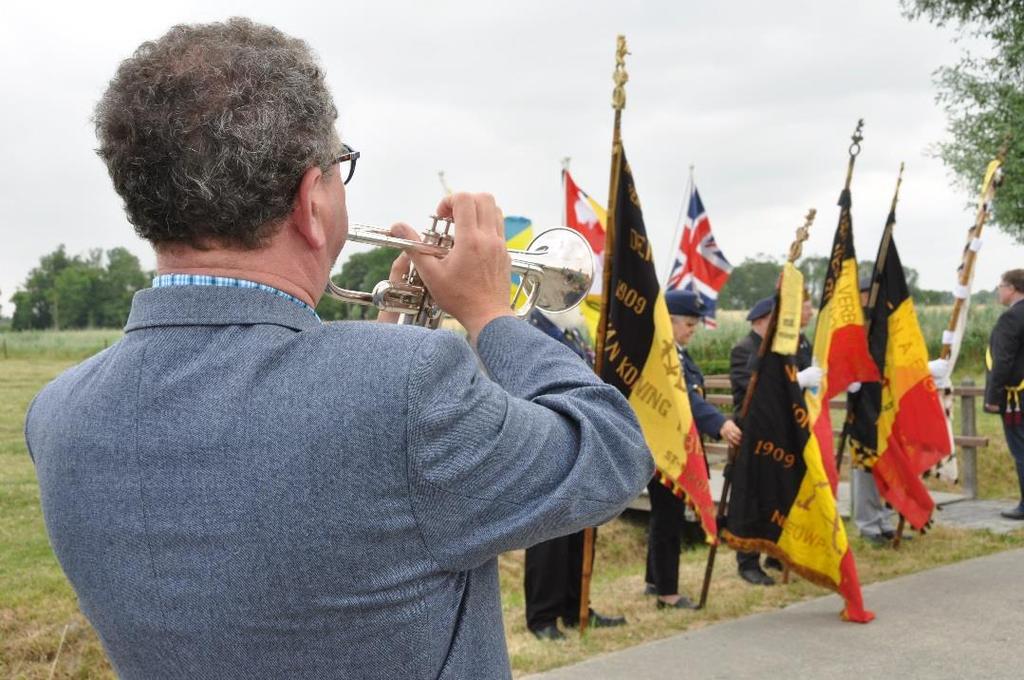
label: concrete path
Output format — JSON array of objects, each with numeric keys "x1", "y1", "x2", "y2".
[{"x1": 527, "y1": 548, "x2": 1024, "y2": 680}]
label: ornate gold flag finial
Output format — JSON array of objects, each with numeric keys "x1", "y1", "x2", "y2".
[
  {"x1": 849, "y1": 119, "x2": 865, "y2": 158},
  {"x1": 787, "y1": 208, "x2": 817, "y2": 263},
  {"x1": 843, "y1": 119, "x2": 865, "y2": 190},
  {"x1": 612, "y1": 35, "x2": 630, "y2": 111}
]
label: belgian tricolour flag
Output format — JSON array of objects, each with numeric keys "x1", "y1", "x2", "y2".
[
  {"x1": 807, "y1": 185, "x2": 880, "y2": 492},
  {"x1": 848, "y1": 216, "x2": 951, "y2": 530},
  {"x1": 599, "y1": 145, "x2": 717, "y2": 540},
  {"x1": 723, "y1": 264, "x2": 873, "y2": 623}
]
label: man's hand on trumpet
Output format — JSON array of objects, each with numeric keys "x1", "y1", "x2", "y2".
[{"x1": 381, "y1": 192, "x2": 514, "y2": 341}]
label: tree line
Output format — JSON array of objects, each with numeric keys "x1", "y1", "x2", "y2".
[
  {"x1": 8, "y1": 244, "x2": 995, "y2": 331},
  {"x1": 716, "y1": 254, "x2": 993, "y2": 311},
  {"x1": 6, "y1": 245, "x2": 396, "y2": 330}
]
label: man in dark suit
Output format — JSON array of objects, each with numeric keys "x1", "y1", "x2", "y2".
[
  {"x1": 644, "y1": 290, "x2": 742, "y2": 609},
  {"x1": 985, "y1": 269, "x2": 1024, "y2": 520},
  {"x1": 24, "y1": 19, "x2": 653, "y2": 680}
]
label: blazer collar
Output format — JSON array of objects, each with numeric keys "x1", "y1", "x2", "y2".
[{"x1": 124, "y1": 286, "x2": 323, "y2": 333}]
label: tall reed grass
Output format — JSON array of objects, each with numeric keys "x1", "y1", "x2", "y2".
[
  {"x1": 686, "y1": 305, "x2": 1000, "y2": 377},
  {"x1": 0, "y1": 329, "x2": 123, "y2": 361}
]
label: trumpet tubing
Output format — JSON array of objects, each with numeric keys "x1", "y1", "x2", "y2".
[{"x1": 324, "y1": 217, "x2": 594, "y2": 327}]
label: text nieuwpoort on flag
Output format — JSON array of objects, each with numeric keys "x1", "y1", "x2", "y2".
[
  {"x1": 722, "y1": 264, "x2": 873, "y2": 623},
  {"x1": 599, "y1": 146, "x2": 717, "y2": 539},
  {"x1": 666, "y1": 182, "x2": 732, "y2": 327}
]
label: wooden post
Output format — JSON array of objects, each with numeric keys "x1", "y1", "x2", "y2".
[{"x1": 960, "y1": 379, "x2": 978, "y2": 499}]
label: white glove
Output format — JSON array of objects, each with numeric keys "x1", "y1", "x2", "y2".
[
  {"x1": 928, "y1": 358, "x2": 950, "y2": 380},
  {"x1": 797, "y1": 366, "x2": 823, "y2": 389},
  {"x1": 847, "y1": 381, "x2": 862, "y2": 394}
]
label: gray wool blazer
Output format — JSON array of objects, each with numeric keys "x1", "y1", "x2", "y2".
[{"x1": 26, "y1": 285, "x2": 653, "y2": 680}]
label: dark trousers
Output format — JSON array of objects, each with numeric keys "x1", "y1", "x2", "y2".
[
  {"x1": 736, "y1": 550, "x2": 760, "y2": 570},
  {"x1": 645, "y1": 479, "x2": 693, "y2": 596},
  {"x1": 1006, "y1": 420, "x2": 1024, "y2": 504},
  {"x1": 524, "y1": 530, "x2": 590, "y2": 630},
  {"x1": 643, "y1": 477, "x2": 708, "y2": 593}
]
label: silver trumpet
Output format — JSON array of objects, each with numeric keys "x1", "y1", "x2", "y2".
[{"x1": 324, "y1": 216, "x2": 594, "y2": 328}]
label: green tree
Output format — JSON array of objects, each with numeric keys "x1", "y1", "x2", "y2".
[
  {"x1": 98, "y1": 248, "x2": 150, "y2": 326},
  {"x1": 972, "y1": 288, "x2": 996, "y2": 304},
  {"x1": 903, "y1": 0, "x2": 1024, "y2": 241},
  {"x1": 11, "y1": 246, "x2": 73, "y2": 330},
  {"x1": 797, "y1": 255, "x2": 830, "y2": 303},
  {"x1": 11, "y1": 246, "x2": 149, "y2": 330},
  {"x1": 52, "y1": 255, "x2": 105, "y2": 329},
  {"x1": 717, "y1": 256, "x2": 782, "y2": 311},
  {"x1": 316, "y1": 248, "x2": 398, "y2": 321}
]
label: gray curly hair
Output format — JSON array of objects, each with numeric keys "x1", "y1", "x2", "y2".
[{"x1": 94, "y1": 17, "x2": 340, "y2": 250}]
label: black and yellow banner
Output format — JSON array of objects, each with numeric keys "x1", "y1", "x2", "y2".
[
  {"x1": 722, "y1": 266, "x2": 873, "y2": 623},
  {"x1": 807, "y1": 185, "x2": 879, "y2": 492},
  {"x1": 848, "y1": 227, "x2": 951, "y2": 530},
  {"x1": 600, "y1": 146, "x2": 717, "y2": 538}
]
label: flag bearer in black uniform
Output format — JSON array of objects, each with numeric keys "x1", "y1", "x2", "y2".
[
  {"x1": 644, "y1": 290, "x2": 742, "y2": 609},
  {"x1": 729, "y1": 297, "x2": 777, "y2": 585},
  {"x1": 728, "y1": 295, "x2": 821, "y2": 584}
]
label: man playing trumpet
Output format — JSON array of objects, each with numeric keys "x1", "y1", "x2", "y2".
[{"x1": 25, "y1": 18, "x2": 653, "y2": 679}]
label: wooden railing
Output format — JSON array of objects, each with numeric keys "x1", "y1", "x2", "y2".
[{"x1": 697, "y1": 376, "x2": 989, "y2": 498}]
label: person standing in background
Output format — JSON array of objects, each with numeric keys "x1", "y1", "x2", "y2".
[
  {"x1": 985, "y1": 269, "x2": 1024, "y2": 520},
  {"x1": 646, "y1": 290, "x2": 742, "y2": 608}
]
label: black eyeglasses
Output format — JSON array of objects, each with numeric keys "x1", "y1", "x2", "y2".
[{"x1": 332, "y1": 143, "x2": 360, "y2": 185}]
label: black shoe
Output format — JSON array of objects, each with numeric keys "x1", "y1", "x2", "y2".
[
  {"x1": 1000, "y1": 506, "x2": 1024, "y2": 520},
  {"x1": 763, "y1": 557, "x2": 783, "y2": 571},
  {"x1": 531, "y1": 623, "x2": 565, "y2": 641},
  {"x1": 880, "y1": 529, "x2": 913, "y2": 541},
  {"x1": 738, "y1": 567, "x2": 775, "y2": 586},
  {"x1": 860, "y1": 533, "x2": 888, "y2": 548},
  {"x1": 643, "y1": 583, "x2": 657, "y2": 596},
  {"x1": 656, "y1": 595, "x2": 696, "y2": 610},
  {"x1": 563, "y1": 610, "x2": 627, "y2": 629}
]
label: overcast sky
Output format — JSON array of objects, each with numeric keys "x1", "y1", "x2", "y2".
[{"x1": 2, "y1": 0, "x2": 1020, "y2": 316}]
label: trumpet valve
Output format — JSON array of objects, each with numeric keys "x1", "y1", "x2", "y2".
[{"x1": 371, "y1": 280, "x2": 441, "y2": 320}]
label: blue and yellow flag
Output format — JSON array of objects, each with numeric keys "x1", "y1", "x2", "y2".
[{"x1": 504, "y1": 216, "x2": 533, "y2": 307}]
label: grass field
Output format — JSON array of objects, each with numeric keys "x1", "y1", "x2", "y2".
[{"x1": 1, "y1": 325, "x2": 1021, "y2": 678}]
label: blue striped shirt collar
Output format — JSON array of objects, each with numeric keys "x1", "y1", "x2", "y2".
[{"x1": 152, "y1": 274, "x2": 321, "y2": 321}]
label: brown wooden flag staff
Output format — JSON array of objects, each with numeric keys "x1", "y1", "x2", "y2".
[
  {"x1": 578, "y1": 34, "x2": 630, "y2": 635},
  {"x1": 697, "y1": 209, "x2": 816, "y2": 609}
]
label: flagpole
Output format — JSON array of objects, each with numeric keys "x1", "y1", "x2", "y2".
[
  {"x1": 561, "y1": 157, "x2": 572, "y2": 228},
  {"x1": 864, "y1": 163, "x2": 904, "y2": 318},
  {"x1": 830, "y1": 120, "x2": 866, "y2": 477},
  {"x1": 578, "y1": 34, "x2": 629, "y2": 636},
  {"x1": 856, "y1": 163, "x2": 907, "y2": 547},
  {"x1": 940, "y1": 141, "x2": 1007, "y2": 360},
  {"x1": 438, "y1": 170, "x2": 453, "y2": 196},
  {"x1": 663, "y1": 165, "x2": 694, "y2": 286},
  {"x1": 697, "y1": 208, "x2": 815, "y2": 609}
]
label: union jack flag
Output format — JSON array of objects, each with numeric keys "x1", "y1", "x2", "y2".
[{"x1": 666, "y1": 182, "x2": 732, "y2": 327}]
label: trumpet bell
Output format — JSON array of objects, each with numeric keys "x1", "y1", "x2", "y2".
[{"x1": 513, "y1": 227, "x2": 594, "y2": 314}]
